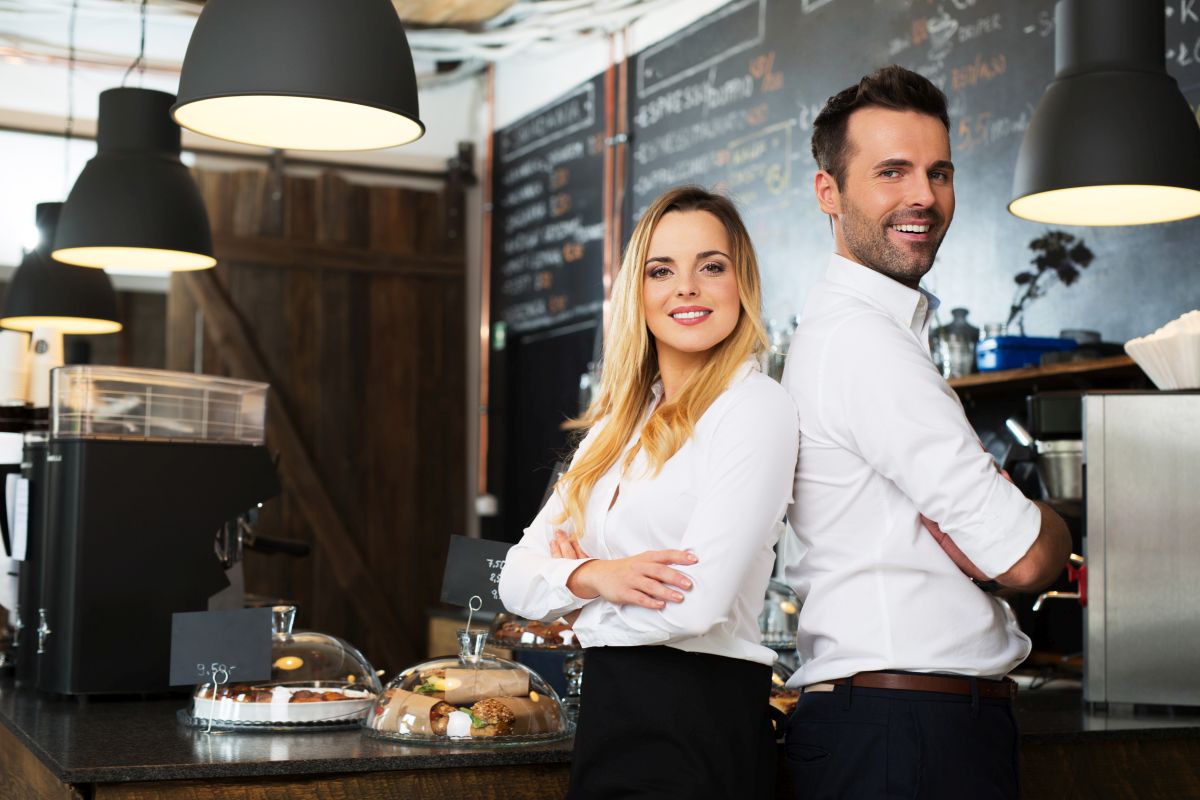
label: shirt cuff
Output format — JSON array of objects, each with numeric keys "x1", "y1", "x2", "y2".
[
  {"x1": 971, "y1": 494, "x2": 1043, "y2": 578},
  {"x1": 541, "y1": 557, "x2": 597, "y2": 612}
]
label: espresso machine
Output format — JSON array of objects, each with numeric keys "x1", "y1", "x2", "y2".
[{"x1": 23, "y1": 365, "x2": 279, "y2": 695}]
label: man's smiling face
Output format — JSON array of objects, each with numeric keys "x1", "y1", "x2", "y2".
[{"x1": 818, "y1": 106, "x2": 956, "y2": 288}]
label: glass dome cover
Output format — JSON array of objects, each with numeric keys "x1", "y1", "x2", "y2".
[
  {"x1": 769, "y1": 658, "x2": 800, "y2": 719},
  {"x1": 488, "y1": 612, "x2": 580, "y2": 650},
  {"x1": 189, "y1": 606, "x2": 382, "y2": 727},
  {"x1": 365, "y1": 629, "x2": 572, "y2": 746},
  {"x1": 760, "y1": 579, "x2": 801, "y2": 650}
]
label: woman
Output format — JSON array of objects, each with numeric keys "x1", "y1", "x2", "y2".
[{"x1": 498, "y1": 186, "x2": 799, "y2": 800}]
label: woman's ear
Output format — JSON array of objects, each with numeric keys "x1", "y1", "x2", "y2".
[{"x1": 814, "y1": 170, "x2": 841, "y2": 217}]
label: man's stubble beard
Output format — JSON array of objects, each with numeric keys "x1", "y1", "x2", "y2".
[{"x1": 839, "y1": 194, "x2": 947, "y2": 286}]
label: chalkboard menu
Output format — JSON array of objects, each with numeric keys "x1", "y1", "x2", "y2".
[
  {"x1": 491, "y1": 73, "x2": 608, "y2": 334},
  {"x1": 626, "y1": 0, "x2": 1200, "y2": 342}
]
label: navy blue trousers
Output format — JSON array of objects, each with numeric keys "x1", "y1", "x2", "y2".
[{"x1": 785, "y1": 683, "x2": 1019, "y2": 799}]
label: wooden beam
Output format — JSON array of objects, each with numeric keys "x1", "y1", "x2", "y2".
[
  {"x1": 181, "y1": 269, "x2": 418, "y2": 667},
  {"x1": 213, "y1": 235, "x2": 463, "y2": 278}
]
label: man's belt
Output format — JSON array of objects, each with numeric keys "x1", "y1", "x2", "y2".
[{"x1": 818, "y1": 671, "x2": 1017, "y2": 700}]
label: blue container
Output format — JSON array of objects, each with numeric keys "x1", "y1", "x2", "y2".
[{"x1": 976, "y1": 336, "x2": 1077, "y2": 371}]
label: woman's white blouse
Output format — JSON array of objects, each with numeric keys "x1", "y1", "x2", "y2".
[{"x1": 498, "y1": 364, "x2": 800, "y2": 666}]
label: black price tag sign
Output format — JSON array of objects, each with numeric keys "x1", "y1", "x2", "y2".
[
  {"x1": 440, "y1": 534, "x2": 513, "y2": 613},
  {"x1": 168, "y1": 607, "x2": 273, "y2": 687}
]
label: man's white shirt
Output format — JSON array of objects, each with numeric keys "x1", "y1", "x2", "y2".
[{"x1": 782, "y1": 254, "x2": 1041, "y2": 687}]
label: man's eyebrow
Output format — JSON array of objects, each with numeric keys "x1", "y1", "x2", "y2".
[{"x1": 872, "y1": 158, "x2": 956, "y2": 172}]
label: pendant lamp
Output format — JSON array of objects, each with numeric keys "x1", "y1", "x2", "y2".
[
  {"x1": 4, "y1": 203, "x2": 122, "y2": 406},
  {"x1": 1009, "y1": 0, "x2": 1200, "y2": 226},
  {"x1": 3, "y1": 203, "x2": 122, "y2": 335},
  {"x1": 53, "y1": 88, "x2": 216, "y2": 271},
  {"x1": 172, "y1": 0, "x2": 425, "y2": 152}
]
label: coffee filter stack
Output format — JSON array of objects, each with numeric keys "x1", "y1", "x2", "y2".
[{"x1": 1124, "y1": 310, "x2": 1200, "y2": 390}]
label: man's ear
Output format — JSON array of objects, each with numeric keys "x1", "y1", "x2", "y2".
[{"x1": 814, "y1": 170, "x2": 841, "y2": 217}]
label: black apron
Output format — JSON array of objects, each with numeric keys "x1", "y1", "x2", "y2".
[{"x1": 568, "y1": 644, "x2": 776, "y2": 800}]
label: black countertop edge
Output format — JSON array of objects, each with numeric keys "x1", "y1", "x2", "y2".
[
  {"x1": 43, "y1": 743, "x2": 574, "y2": 785},
  {"x1": 0, "y1": 677, "x2": 573, "y2": 785}
]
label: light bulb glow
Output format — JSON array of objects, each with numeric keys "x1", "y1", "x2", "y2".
[
  {"x1": 1009, "y1": 184, "x2": 1200, "y2": 226},
  {"x1": 0, "y1": 316, "x2": 122, "y2": 335},
  {"x1": 52, "y1": 246, "x2": 216, "y2": 271},
  {"x1": 173, "y1": 95, "x2": 424, "y2": 151}
]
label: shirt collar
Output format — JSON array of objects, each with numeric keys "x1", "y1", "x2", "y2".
[{"x1": 825, "y1": 253, "x2": 940, "y2": 337}]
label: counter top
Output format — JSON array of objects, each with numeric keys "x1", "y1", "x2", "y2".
[
  {"x1": 2, "y1": 675, "x2": 1198, "y2": 786},
  {"x1": 0, "y1": 676, "x2": 571, "y2": 784},
  {"x1": 1013, "y1": 682, "x2": 1200, "y2": 745}
]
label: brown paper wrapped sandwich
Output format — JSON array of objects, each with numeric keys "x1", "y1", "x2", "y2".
[
  {"x1": 412, "y1": 668, "x2": 531, "y2": 705},
  {"x1": 371, "y1": 689, "x2": 458, "y2": 736}
]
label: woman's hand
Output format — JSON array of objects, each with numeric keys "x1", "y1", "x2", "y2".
[
  {"x1": 549, "y1": 529, "x2": 590, "y2": 560},
  {"x1": 566, "y1": 550, "x2": 697, "y2": 610}
]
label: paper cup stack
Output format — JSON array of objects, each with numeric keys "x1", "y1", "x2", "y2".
[{"x1": 1124, "y1": 310, "x2": 1200, "y2": 390}]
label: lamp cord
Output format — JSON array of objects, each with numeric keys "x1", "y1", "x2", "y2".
[
  {"x1": 121, "y1": 0, "x2": 149, "y2": 87},
  {"x1": 63, "y1": 0, "x2": 78, "y2": 196}
]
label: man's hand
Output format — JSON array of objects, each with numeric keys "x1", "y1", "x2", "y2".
[
  {"x1": 565, "y1": 549, "x2": 697, "y2": 610},
  {"x1": 921, "y1": 515, "x2": 990, "y2": 582}
]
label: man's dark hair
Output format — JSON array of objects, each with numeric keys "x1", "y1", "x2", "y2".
[{"x1": 811, "y1": 65, "x2": 949, "y2": 189}]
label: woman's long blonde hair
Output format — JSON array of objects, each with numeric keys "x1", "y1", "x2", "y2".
[{"x1": 556, "y1": 186, "x2": 768, "y2": 537}]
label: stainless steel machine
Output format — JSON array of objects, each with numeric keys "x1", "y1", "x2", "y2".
[{"x1": 1083, "y1": 391, "x2": 1200, "y2": 707}]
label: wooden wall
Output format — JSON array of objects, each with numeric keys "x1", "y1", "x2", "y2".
[{"x1": 166, "y1": 168, "x2": 466, "y2": 674}]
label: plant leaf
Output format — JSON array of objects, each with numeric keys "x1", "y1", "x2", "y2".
[
  {"x1": 1057, "y1": 265, "x2": 1080, "y2": 285},
  {"x1": 1069, "y1": 242, "x2": 1094, "y2": 267}
]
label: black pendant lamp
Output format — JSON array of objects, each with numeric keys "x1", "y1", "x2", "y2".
[
  {"x1": 53, "y1": 88, "x2": 215, "y2": 272},
  {"x1": 1009, "y1": 0, "x2": 1200, "y2": 226},
  {"x1": 3, "y1": 203, "x2": 122, "y2": 335},
  {"x1": 172, "y1": 0, "x2": 425, "y2": 152}
]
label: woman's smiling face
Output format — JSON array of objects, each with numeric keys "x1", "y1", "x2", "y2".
[{"x1": 642, "y1": 209, "x2": 741, "y2": 370}]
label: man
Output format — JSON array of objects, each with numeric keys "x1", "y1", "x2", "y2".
[{"x1": 781, "y1": 65, "x2": 1070, "y2": 799}]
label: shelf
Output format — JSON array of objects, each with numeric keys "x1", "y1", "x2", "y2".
[{"x1": 948, "y1": 354, "x2": 1147, "y2": 397}]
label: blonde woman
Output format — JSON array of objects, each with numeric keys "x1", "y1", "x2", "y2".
[{"x1": 499, "y1": 186, "x2": 799, "y2": 800}]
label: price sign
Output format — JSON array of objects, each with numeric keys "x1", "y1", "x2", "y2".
[
  {"x1": 168, "y1": 607, "x2": 272, "y2": 687},
  {"x1": 440, "y1": 534, "x2": 514, "y2": 613}
]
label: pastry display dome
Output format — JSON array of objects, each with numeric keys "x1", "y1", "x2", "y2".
[
  {"x1": 769, "y1": 659, "x2": 800, "y2": 718},
  {"x1": 188, "y1": 606, "x2": 381, "y2": 729},
  {"x1": 365, "y1": 629, "x2": 572, "y2": 746},
  {"x1": 488, "y1": 613, "x2": 579, "y2": 650}
]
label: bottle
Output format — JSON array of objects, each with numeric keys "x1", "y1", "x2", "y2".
[
  {"x1": 931, "y1": 308, "x2": 979, "y2": 379},
  {"x1": 945, "y1": 308, "x2": 979, "y2": 378}
]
